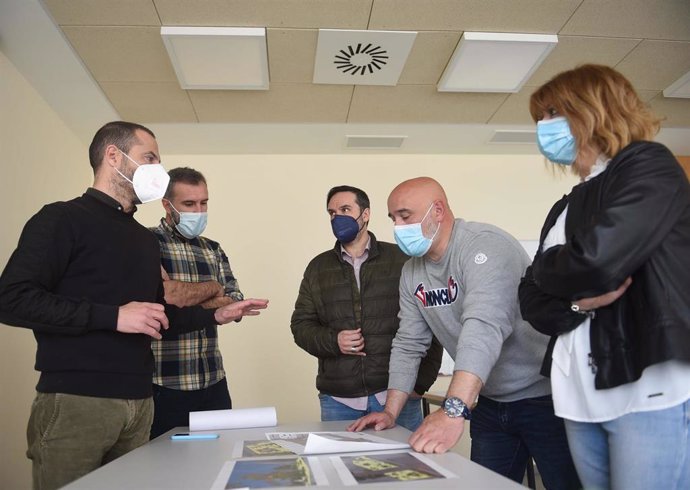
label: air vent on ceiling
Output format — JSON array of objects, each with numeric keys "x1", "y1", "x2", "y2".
[
  {"x1": 489, "y1": 130, "x2": 537, "y2": 144},
  {"x1": 335, "y1": 44, "x2": 388, "y2": 76},
  {"x1": 314, "y1": 29, "x2": 416, "y2": 86},
  {"x1": 346, "y1": 135, "x2": 407, "y2": 149}
]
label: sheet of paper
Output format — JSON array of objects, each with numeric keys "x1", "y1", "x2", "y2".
[
  {"x1": 330, "y1": 450, "x2": 457, "y2": 486},
  {"x1": 189, "y1": 406, "x2": 277, "y2": 432},
  {"x1": 209, "y1": 456, "x2": 328, "y2": 490},
  {"x1": 266, "y1": 431, "x2": 409, "y2": 455}
]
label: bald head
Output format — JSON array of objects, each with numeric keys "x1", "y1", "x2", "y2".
[
  {"x1": 389, "y1": 177, "x2": 448, "y2": 209},
  {"x1": 388, "y1": 177, "x2": 455, "y2": 260}
]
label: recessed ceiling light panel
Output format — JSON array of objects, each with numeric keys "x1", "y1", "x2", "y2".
[
  {"x1": 161, "y1": 26, "x2": 269, "y2": 90},
  {"x1": 438, "y1": 32, "x2": 557, "y2": 93},
  {"x1": 346, "y1": 135, "x2": 407, "y2": 149},
  {"x1": 663, "y1": 71, "x2": 690, "y2": 98},
  {"x1": 489, "y1": 130, "x2": 537, "y2": 144},
  {"x1": 314, "y1": 29, "x2": 417, "y2": 86}
]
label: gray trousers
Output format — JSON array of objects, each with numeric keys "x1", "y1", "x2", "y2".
[{"x1": 26, "y1": 392, "x2": 153, "y2": 490}]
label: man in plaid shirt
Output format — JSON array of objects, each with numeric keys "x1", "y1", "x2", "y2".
[{"x1": 149, "y1": 167, "x2": 244, "y2": 439}]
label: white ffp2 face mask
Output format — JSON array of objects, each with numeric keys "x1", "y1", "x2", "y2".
[{"x1": 115, "y1": 149, "x2": 170, "y2": 203}]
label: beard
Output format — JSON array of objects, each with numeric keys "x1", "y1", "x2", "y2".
[{"x1": 113, "y1": 160, "x2": 140, "y2": 205}]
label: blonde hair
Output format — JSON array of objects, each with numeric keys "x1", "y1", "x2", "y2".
[{"x1": 530, "y1": 64, "x2": 661, "y2": 157}]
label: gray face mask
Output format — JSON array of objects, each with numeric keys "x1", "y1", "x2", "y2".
[{"x1": 115, "y1": 149, "x2": 170, "y2": 203}]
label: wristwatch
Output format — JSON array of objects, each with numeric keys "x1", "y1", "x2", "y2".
[
  {"x1": 442, "y1": 396, "x2": 471, "y2": 420},
  {"x1": 570, "y1": 303, "x2": 595, "y2": 319}
]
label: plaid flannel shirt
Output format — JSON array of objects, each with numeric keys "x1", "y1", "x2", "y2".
[{"x1": 150, "y1": 218, "x2": 243, "y2": 390}]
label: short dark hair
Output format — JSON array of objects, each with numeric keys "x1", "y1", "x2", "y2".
[
  {"x1": 327, "y1": 185, "x2": 370, "y2": 212},
  {"x1": 165, "y1": 167, "x2": 207, "y2": 200},
  {"x1": 88, "y1": 121, "x2": 155, "y2": 173}
]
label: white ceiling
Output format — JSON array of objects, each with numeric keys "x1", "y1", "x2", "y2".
[{"x1": 2, "y1": 0, "x2": 690, "y2": 155}]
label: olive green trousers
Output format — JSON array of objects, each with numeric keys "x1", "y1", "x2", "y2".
[{"x1": 26, "y1": 392, "x2": 153, "y2": 490}]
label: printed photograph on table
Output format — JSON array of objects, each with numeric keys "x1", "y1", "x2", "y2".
[
  {"x1": 210, "y1": 456, "x2": 328, "y2": 489},
  {"x1": 232, "y1": 440, "x2": 296, "y2": 458},
  {"x1": 331, "y1": 451, "x2": 456, "y2": 486}
]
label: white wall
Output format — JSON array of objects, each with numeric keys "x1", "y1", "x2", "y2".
[{"x1": 1, "y1": 50, "x2": 579, "y2": 489}]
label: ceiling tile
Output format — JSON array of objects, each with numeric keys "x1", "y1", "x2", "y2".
[
  {"x1": 369, "y1": 0, "x2": 580, "y2": 32},
  {"x1": 488, "y1": 89, "x2": 535, "y2": 125},
  {"x1": 398, "y1": 31, "x2": 461, "y2": 85},
  {"x1": 637, "y1": 90, "x2": 660, "y2": 103},
  {"x1": 154, "y1": 0, "x2": 372, "y2": 28},
  {"x1": 649, "y1": 94, "x2": 690, "y2": 127},
  {"x1": 526, "y1": 36, "x2": 640, "y2": 87},
  {"x1": 348, "y1": 85, "x2": 507, "y2": 123},
  {"x1": 189, "y1": 83, "x2": 353, "y2": 122},
  {"x1": 62, "y1": 26, "x2": 177, "y2": 82},
  {"x1": 616, "y1": 40, "x2": 690, "y2": 91},
  {"x1": 100, "y1": 82, "x2": 198, "y2": 123},
  {"x1": 267, "y1": 29, "x2": 318, "y2": 83},
  {"x1": 561, "y1": 0, "x2": 690, "y2": 41},
  {"x1": 43, "y1": 0, "x2": 161, "y2": 26}
]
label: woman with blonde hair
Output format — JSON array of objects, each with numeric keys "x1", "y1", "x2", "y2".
[{"x1": 519, "y1": 64, "x2": 690, "y2": 489}]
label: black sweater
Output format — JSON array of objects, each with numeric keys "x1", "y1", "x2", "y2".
[{"x1": 0, "y1": 189, "x2": 216, "y2": 398}]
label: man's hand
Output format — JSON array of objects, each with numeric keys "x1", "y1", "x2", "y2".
[
  {"x1": 408, "y1": 409, "x2": 465, "y2": 454},
  {"x1": 117, "y1": 302, "x2": 169, "y2": 339},
  {"x1": 214, "y1": 298, "x2": 269, "y2": 324},
  {"x1": 573, "y1": 276, "x2": 632, "y2": 311},
  {"x1": 347, "y1": 410, "x2": 396, "y2": 432},
  {"x1": 338, "y1": 328, "x2": 366, "y2": 356}
]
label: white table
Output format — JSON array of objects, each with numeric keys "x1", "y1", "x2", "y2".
[{"x1": 63, "y1": 421, "x2": 523, "y2": 489}]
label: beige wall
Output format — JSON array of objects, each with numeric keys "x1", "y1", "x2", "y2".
[
  {"x1": 0, "y1": 51, "x2": 93, "y2": 490},
  {"x1": 0, "y1": 51, "x2": 579, "y2": 488}
]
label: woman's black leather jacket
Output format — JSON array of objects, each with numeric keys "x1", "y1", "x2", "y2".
[{"x1": 519, "y1": 141, "x2": 690, "y2": 389}]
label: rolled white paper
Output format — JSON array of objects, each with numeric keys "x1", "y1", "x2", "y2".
[{"x1": 189, "y1": 406, "x2": 277, "y2": 432}]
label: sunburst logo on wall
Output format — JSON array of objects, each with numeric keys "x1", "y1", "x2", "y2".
[{"x1": 333, "y1": 44, "x2": 389, "y2": 76}]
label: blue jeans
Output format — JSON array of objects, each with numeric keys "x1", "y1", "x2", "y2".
[
  {"x1": 319, "y1": 393, "x2": 424, "y2": 432},
  {"x1": 564, "y1": 399, "x2": 690, "y2": 490},
  {"x1": 470, "y1": 395, "x2": 580, "y2": 490},
  {"x1": 150, "y1": 377, "x2": 231, "y2": 439}
]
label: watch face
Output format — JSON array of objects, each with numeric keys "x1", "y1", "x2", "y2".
[{"x1": 443, "y1": 397, "x2": 468, "y2": 419}]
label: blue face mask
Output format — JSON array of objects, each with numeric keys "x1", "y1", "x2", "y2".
[
  {"x1": 536, "y1": 116, "x2": 577, "y2": 165},
  {"x1": 168, "y1": 202, "x2": 207, "y2": 239},
  {"x1": 393, "y1": 203, "x2": 439, "y2": 257},
  {"x1": 331, "y1": 212, "x2": 363, "y2": 244}
]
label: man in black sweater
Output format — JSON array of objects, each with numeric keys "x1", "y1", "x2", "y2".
[{"x1": 0, "y1": 121, "x2": 268, "y2": 490}]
